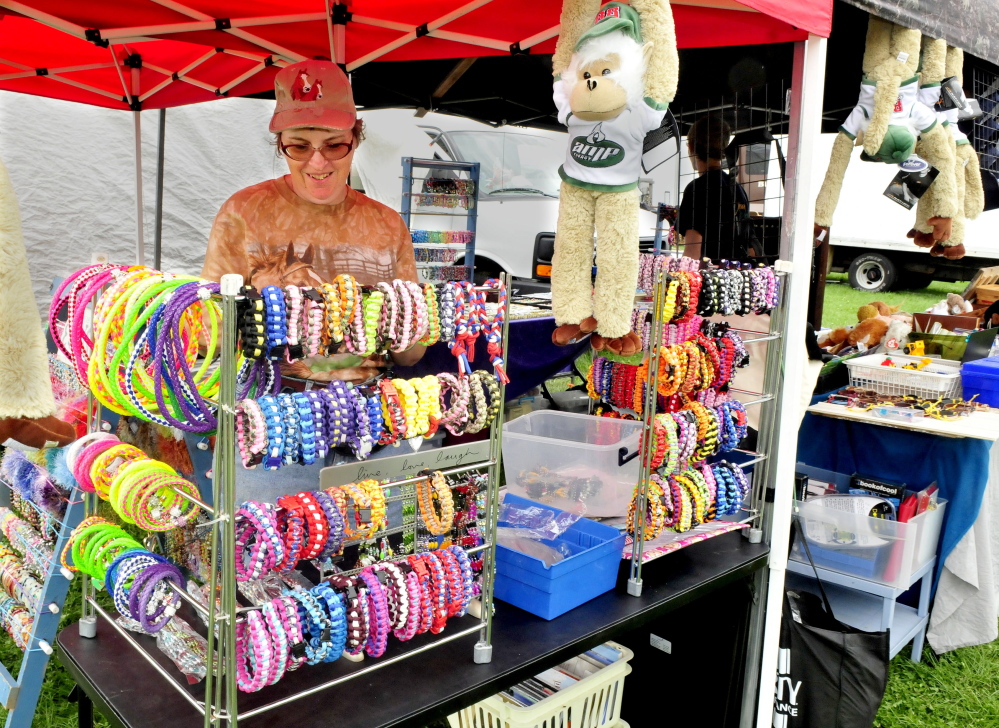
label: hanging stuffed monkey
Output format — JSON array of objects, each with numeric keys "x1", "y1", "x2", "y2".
[
  {"x1": 0, "y1": 156, "x2": 75, "y2": 448},
  {"x1": 814, "y1": 17, "x2": 959, "y2": 257},
  {"x1": 550, "y1": 0, "x2": 678, "y2": 356},
  {"x1": 908, "y1": 41, "x2": 984, "y2": 258}
]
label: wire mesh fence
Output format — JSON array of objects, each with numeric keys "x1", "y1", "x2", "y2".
[
  {"x1": 973, "y1": 66, "x2": 999, "y2": 173},
  {"x1": 664, "y1": 82, "x2": 789, "y2": 261}
]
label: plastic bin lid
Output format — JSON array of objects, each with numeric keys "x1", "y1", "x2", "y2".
[{"x1": 962, "y1": 356, "x2": 999, "y2": 374}]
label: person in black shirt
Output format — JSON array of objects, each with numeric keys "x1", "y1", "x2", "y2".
[{"x1": 677, "y1": 116, "x2": 752, "y2": 261}]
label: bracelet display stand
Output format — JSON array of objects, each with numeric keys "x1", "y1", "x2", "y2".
[
  {"x1": 75, "y1": 272, "x2": 510, "y2": 728},
  {"x1": 401, "y1": 158, "x2": 479, "y2": 284},
  {"x1": 624, "y1": 265, "x2": 789, "y2": 596},
  {"x1": 0, "y1": 475, "x2": 84, "y2": 728}
]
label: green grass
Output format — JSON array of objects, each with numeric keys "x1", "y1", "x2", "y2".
[
  {"x1": 876, "y1": 635, "x2": 999, "y2": 727},
  {"x1": 822, "y1": 273, "x2": 968, "y2": 330}
]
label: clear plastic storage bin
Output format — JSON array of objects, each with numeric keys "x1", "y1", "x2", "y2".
[
  {"x1": 790, "y1": 496, "x2": 946, "y2": 588},
  {"x1": 502, "y1": 411, "x2": 643, "y2": 517},
  {"x1": 447, "y1": 641, "x2": 633, "y2": 728}
]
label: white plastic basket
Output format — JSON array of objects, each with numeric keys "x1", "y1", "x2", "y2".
[
  {"x1": 447, "y1": 642, "x2": 634, "y2": 728},
  {"x1": 844, "y1": 353, "x2": 961, "y2": 399}
]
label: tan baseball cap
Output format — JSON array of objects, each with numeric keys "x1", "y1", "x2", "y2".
[{"x1": 269, "y1": 60, "x2": 356, "y2": 133}]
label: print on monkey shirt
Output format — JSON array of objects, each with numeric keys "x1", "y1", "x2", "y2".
[{"x1": 554, "y1": 79, "x2": 666, "y2": 192}]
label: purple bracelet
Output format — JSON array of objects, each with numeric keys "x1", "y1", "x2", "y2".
[
  {"x1": 312, "y1": 490, "x2": 346, "y2": 560},
  {"x1": 304, "y1": 391, "x2": 329, "y2": 457},
  {"x1": 357, "y1": 568, "x2": 390, "y2": 658},
  {"x1": 129, "y1": 561, "x2": 185, "y2": 633}
]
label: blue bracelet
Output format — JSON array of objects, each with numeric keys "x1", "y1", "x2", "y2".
[
  {"x1": 261, "y1": 286, "x2": 287, "y2": 361},
  {"x1": 305, "y1": 391, "x2": 329, "y2": 458},
  {"x1": 289, "y1": 589, "x2": 332, "y2": 665},
  {"x1": 364, "y1": 390, "x2": 385, "y2": 445},
  {"x1": 310, "y1": 583, "x2": 348, "y2": 662},
  {"x1": 257, "y1": 395, "x2": 286, "y2": 470},
  {"x1": 277, "y1": 393, "x2": 301, "y2": 466},
  {"x1": 292, "y1": 392, "x2": 317, "y2": 465}
]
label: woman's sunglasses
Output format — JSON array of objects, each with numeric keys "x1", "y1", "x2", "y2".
[{"x1": 280, "y1": 138, "x2": 354, "y2": 162}]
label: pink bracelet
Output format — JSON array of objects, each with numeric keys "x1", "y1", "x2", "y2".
[
  {"x1": 405, "y1": 281, "x2": 429, "y2": 344},
  {"x1": 277, "y1": 595, "x2": 308, "y2": 671},
  {"x1": 261, "y1": 599, "x2": 290, "y2": 686},
  {"x1": 397, "y1": 569, "x2": 422, "y2": 641},
  {"x1": 236, "y1": 610, "x2": 274, "y2": 693},
  {"x1": 391, "y1": 279, "x2": 414, "y2": 352}
]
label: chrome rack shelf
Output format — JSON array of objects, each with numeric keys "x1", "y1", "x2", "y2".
[
  {"x1": 78, "y1": 271, "x2": 512, "y2": 728},
  {"x1": 626, "y1": 269, "x2": 789, "y2": 598}
]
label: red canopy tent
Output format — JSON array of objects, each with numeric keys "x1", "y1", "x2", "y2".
[
  {"x1": 0, "y1": 0, "x2": 832, "y2": 110},
  {"x1": 0, "y1": 9, "x2": 831, "y2": 723}
]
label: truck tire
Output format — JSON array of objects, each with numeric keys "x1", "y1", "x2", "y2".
[
  {"x1": 899, "y1": 271, "x2": 933, "y2": 290},
  {"x1": 848, "y1": 253, "x2": 897, "y2": 292}
]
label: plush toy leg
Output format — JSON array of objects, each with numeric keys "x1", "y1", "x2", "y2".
[
  {"x1": 552, "y1": 181, "x2": 597, "y2": 338},
  {"x1": 592, "y1": 187, "x2": 640, "y2": 340},
  {"x1": 0, "y1": 156, "x2": 63, "y2": 434},
  {"x1": 814, "y1": 132, "x2": 855, "y2": 228},
  {"x1": 960, "y1": 144, "x2": 985, "y2": 220},
  {"x1": 908, "y1": 125, "x2": 958, "y2": 253}
]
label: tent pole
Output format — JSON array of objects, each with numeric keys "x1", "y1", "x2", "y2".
[
  {"x1": 153, "y1": 108, "x2": 166, "y2": 270},
  {"x1": 133, "y1": 109, "x2": 145, "y2": 266},
  {"x1": 743, "y1": 34, "x2": 828, "y2": 728}
]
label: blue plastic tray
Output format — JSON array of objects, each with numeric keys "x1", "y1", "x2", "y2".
[{"x1": 494, "y1": 494, "x2": 626, "y2": 620}]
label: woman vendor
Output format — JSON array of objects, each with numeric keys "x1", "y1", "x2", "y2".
[{"x1": 200, "y1": 60, "x2": 425, "y2": 383}]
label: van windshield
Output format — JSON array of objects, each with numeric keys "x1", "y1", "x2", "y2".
[{"x1": 445, "y1": 131, "x2": 563, "y2": 198}]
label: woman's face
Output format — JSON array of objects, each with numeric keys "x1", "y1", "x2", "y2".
[{"x1": 281, "y1": 127, "x2": 354, "y2": 205}]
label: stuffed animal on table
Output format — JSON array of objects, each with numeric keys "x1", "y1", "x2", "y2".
[
  {"x1": 549, "y1": 0, "x2": 678, "y2": 356},
  {"x1": 813, "y1": 17, "x2": 960, "y2": 258},
  {"x1": 907, "y1": 40, "x2": 985, "y2": 258}
]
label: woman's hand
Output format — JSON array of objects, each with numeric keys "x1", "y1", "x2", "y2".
[{"x1": 390, "y1": 342, "x2": 427, "y2": 367}]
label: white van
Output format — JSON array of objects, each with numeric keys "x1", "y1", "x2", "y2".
[{"x1": 811, "y1": 133, "x2": 999, "y2": 291}]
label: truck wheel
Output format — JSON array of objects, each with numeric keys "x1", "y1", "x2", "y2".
[
  {"x1": 848, "y1": 253, "x2": 897, "y2": 292},
  {"x1": 899, "y1": 272, "x2": 933, "y2": 290}
]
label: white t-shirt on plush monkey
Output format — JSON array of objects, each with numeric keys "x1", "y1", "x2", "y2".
[{"x1": 554, "y1": 79, "x2": 665, "y2": 192}]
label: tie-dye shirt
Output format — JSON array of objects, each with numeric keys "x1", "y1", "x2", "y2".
[
  {"x1": 201, "y1": 175, "x2": 417, "y2": 287},
  {"x1": 201, "y1": 176, "x2": 418, "y2": 382}
]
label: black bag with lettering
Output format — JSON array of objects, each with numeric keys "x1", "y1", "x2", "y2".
[{"x1": 773, "y1": 523, "x2": 890, "y2": 728}]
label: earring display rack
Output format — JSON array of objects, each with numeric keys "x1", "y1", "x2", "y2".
[
  {"x1": 74, "y1": 272, "x2": 510, "y2": 728},
  {"x1": 0, "y1": 475, "x2": 84, "y2": 728},
  {"x1": 624, "y1": 265, "x2": 788, "y2": 595},
  {"x1": 401, "y1": 158, "x2": 479, "y2": 284}
]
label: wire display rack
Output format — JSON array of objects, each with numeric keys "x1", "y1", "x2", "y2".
[
  {"x1": 76, "y1": 272, "x2": 510, "y2": 728},
  {"x1": 401, "y1": 158, "x2": 480, "y2": 283},
  {"x1": 624, "y1": 265, "x2": 789, "y2": 595}
]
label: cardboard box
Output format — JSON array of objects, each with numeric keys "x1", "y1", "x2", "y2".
[
  {"x1": 973, "y1": 283, "x2": 999, "y2": 304},
  {"x1": 912, "y1": 312, "x2": 982, "y2": 332}
]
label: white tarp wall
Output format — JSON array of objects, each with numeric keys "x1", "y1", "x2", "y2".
[{"x1": 0, "y1": 91, "x2": 280, "y2": 316}]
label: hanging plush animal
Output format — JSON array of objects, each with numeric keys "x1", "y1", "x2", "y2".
[
  {"x1": 549, "y1": 0, "x2": 678, "y2": 356},
  {"x1": 814, "y1": 16, "x2": 960, "y2": 258},
  {"x1": 0, "y1": 155, "x2": 74, "y2": 449},
  {"x1": 907, "y1": 40, "x2": 985, "y2": 258}
]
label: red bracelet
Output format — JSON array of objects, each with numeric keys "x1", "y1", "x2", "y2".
[
  {"x1": 274, "y1": 496, "x2": 305, "y2": 572},
  {"x1": 379, "y1": 379, "x2": 405, "y2": 444},
  {"x1": 291, "y1": 491, "x2": 330, "y2": 560}
]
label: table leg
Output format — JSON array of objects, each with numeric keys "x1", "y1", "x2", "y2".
[
  {"x1": 911, "y1": 625, "x2": 926, "y2": 663},
  {"x1": 880, "y1": 595, "x2": 896, "y2": 633},
  {"x1": 77, "y1": 691, "x2": 93, "y2": 728}
]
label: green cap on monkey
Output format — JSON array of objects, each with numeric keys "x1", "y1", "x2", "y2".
[
  {"x1": 860, "y1": 125, "x2": 918, "y2": 164},
  {"x1": 575, "y1": 2, "x2": 643, "y2": 50}
]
